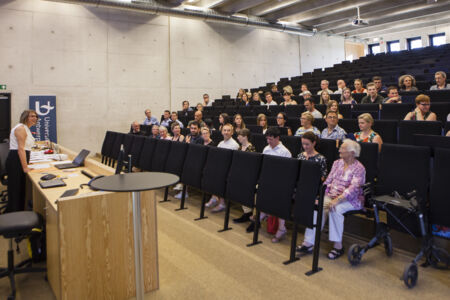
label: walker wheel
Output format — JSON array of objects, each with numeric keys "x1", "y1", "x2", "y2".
[
  {"x1": 348, "y1": 244, "x2": 362, "y2": 266},
  {"x1": 403, "y1": 263, "x2": 418, "y2": 288},
  {"x1": 384, "y1": 234, "x2": 393, "y2": 257}
]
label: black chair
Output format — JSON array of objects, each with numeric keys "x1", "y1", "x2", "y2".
[
  {"x1": 221, "y1": 151, "x2": 263, "y2": 231},
  {"x1": 161, "y1": 141, "x2": 188, "y2": 202},
  {"x1": 380, "y1": 103, "x2": 414, "y2": 120},
  {"x1": 338, "y1": 119, "x2": 360, "y2": 134},
  {"x1": 137, "y1": 137, "x2": 157, "y2": 171},
  {"x1": 100, "y1": 131, "x2": 116, "y2": 165},
  {"x1": 316, "y1": 138, "x2": 339, "y2": 172},
  {"x1": 0, "y1": 211, "x2": 46, "y2": 299},
  {"x1": 431, "y1": 102, "x2": 450, "y2": 123},
  {"x1": 398, "y1": 121, "x2": 443, "y2": 145},
  {"x1": 110, "y1": 133, "x2": 125, "y2": 168},
  {"x1": 211, "y1": 130, "x2": 223, "y2": 144},
  {"x1": 314, "y1": 118, "x2": 327, "y2": 131},
  {"x1": 127, "y1": 135, "x2": 145, "y2": 170},
  {"x1": 357, "y1": 142, "x2": 379, "y2": 183},
  {"x1": 281, "y1": 135, "x2": 302, "y2": 157},
  {"x1": 413, "y1": 134, "x2": 450, "y2": 153},
  {"x1": 246, "y1": 125, "x2": 263, "y2": 134},
  {"x1": 285, "y1": 105, "x2": 304, "y2": 118},
  {"x1": 445, "y1": 122, "x2": 450, "y2": 135},
  {"x1": 338, "y1": 105, "x2": 352, "y2": 119},
  {"x1": 176, "y1": 144, "x2": 209, "y2": 210},
  {"x1": 248, "y1": 155, "x2": 299, "y2": 247},
  {"x1": 373, "y1": 120, "x2": 398, "y2": 144},
  {"x1": 0, "y1": 141, "x2": 9, "y2": 211},
  {"x1": 250, "y1": 133, "x2": 267, "y2": 153},
  {"x1": 150, "y1": 139, "x2": 172, "y2": 172},
  {"x1": 267, "y1": 105, "x2": 285, "y2": 116},
  {"x1": 429, "y1": 148, "x2": 450, "y2": 228},
  {"x1": 197, "y1": 147, "x2": 233, "y2": 220}
]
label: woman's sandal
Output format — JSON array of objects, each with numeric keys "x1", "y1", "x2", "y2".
[
  {"x1": 296, "y1": 244, "x2": 314, "y2": 254},
  {"x1": 271, "y1": 229, "x2": 287, "y2": 243},
  {"x1": 327, "y1": 247, "x2": 345, "y2": 260}
]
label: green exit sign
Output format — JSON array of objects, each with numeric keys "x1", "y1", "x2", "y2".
[{"x1": 0, "y1": 85, "x2": 6, "y2": 90}]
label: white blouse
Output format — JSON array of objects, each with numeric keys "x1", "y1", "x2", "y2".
[{"x1": 9, "y1": 124, "x2": 35, "y2": 151}]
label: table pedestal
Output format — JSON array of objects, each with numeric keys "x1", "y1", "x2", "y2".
[{"x1": 132, "y1": 191, "x2": 145, "y2": 300}]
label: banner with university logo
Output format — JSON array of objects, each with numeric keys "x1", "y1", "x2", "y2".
[{"x1": 29, "y1": 96, "x2": 57, "y2": 143}]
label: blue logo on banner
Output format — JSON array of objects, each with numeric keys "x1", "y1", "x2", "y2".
[{"x1": 29, "y1": 96, "x2": 57, "y2": 142}]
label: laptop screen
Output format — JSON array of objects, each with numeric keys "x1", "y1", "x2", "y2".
[{"x1": 73, "y1": 149, "x2": 90, "y2": 166}]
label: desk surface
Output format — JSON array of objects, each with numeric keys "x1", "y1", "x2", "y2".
[{"x1": 90, "y1": 172, "x2": 179, "y2": 192}]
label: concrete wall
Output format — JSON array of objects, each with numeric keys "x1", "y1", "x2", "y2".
[{"x1": 0, "y1": 0, "x2": 343, "y2": 153}]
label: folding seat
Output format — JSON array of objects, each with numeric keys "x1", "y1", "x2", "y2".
[
  {"x1": 352, "y1": 104, "x2": 379, "y2": 119},
  {"x1": 398, "y1": 91, "x2": 420, "y2": 104},
  {"x1": 315, "y1": 104, "x2": 326, "y2": 116},
  {"x1": 250, "y1": 134, "x2": 267, "y2": 153},
  {"x1": 287, "y1": 119, "x2": 300, "y2": 132},
  {"x1": 380, "y1": 103, "x2": 414, "y2": 120},
  {"x1": 430, "y1": 102, "x2": 450, "y2": 123},
  {"x1": 314, "y1": 118, "x2": 326, "y2": 131},
  {"x1": 176, "y1": 144, "x2": 209, "y2": 210},
  {"x1": 110, "y1": 133, "x2": 125, "y2": 168},
  {"x1": 285, "y1": 105, "x2": 305, "y2": 119},
  {"x1": 398, "y1": 121, "x2": 442, "y2": 145},
  {"x1": 137, "y1": 137, "x2": 157, "y2": 171},
  {"x1": 425, "y1": 90, "x2": 450, "y2": 102},
  {"x1": 267, "y1": 117, "x2": 277, "y2": 126},
  {"x1": 100, "y1": 131, "x2": 116, "y2": 165},
  {"x1": 252, "y1": 106, "x2": 267, "y2": 115},
  {"x1": 128, "y1": 135, "x2": 145, "y2": 169},
  {"x1": 160, "y1": 141, "x2": 188, "y2": 202},
  {"x1": 316, "y1": 138, "x2": 339, "y2": 173},
  {"x1": 211, "y1": 130, "x2": 223, "y2": 144},
  {"x1": 373, "y1": 120, "x2": 398, "y2": 144},
  {"x1": 243, "y1": 116, "x2": 257, "y2": 126},
  {"x1": 338, "y1": 119, "x2": 359, "y2": 135},
  {"x1": 413, "y1": 134, "x2": 450, "y2": 153},
  {"x1": 280, "y1": 135, "x2": 302, "y2": 157},
  {"x1": 267, "y1": 105, "x2": 284, "y2": 116},
  {"x1": 246, "y1": 125, "x2": 263, "y2": 134},
  {"x1": 196, "y1": 147, "x2": 234, "y2": 220},
  {"x1": 150, "y1": 139, "x2": 172, "y2": 172},
  {"x1": 338, "y1": 105, "x2": 352, "y2": 119},
  {"x1": 357, "y1": 142, "x2": 379, "y2": 183},
  {"x1": 122, "y1": 134, "x2": 135, "y2": 158},
  {"x1": 429, "y1": 148, "x2": 450, "y2": 228}
]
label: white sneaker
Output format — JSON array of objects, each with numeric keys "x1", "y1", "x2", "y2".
[
  {"x1": 174, "y1": 192, "x2": 188, "y2": 199},
  {"x1": 205, "y1": 197, "x2": 218, "y2": 208},
  {"x1": 174, "y1": 183, "x2": 183, "y2": 191},
  {"x1": 211, "y1": 203, "x2": 226, "y2": 213}
]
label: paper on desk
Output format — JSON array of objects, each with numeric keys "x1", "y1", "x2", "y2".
[
  {"x1": 28, "y1": 164, "x2": 51, "y2": 170},
  {"x1": 52, "y1": 160, "x2": 72, "y2": 165}
]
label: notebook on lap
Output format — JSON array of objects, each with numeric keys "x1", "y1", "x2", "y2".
[{"x1": 55, "y1": 149, "x2": 90, "y2": 169}]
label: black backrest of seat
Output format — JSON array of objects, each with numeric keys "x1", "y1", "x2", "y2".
[
  {"x1": 292, "y1": 160, "x2": 322, "y2": 228},
  {"x1": 380, "y1": 103, "x2": 414, "y2": 120},
  {"x1": 338, "y1": 104, "x2": 352, "y2": 119},
  {"x1": 0, "y1": 142, "x2": 9, "y2": 177},
  {"x1": 357, "y1": 142, "x2": 379, "y2": 183},
  {"x1": 445, "y1": 122, "x2": 450, "y2": 135},
  {"x1": 246, "y1": 125, "x2": 263, "y2": 134},
  {"x1": 338, "y1": 119, "x2": 360, "y2": 134},
  {"x1": 111, "y1": 133, "x2": 125, "y2": 160},
  {"x1": 164, "y1": 141, "x2": 188, "y2": 176},
  {"x1": 137, "y1": 138, "x2": 157, "y2": 171},
  {"x1": 280, "y1": 135, "x2": 302, "y2": 157},
  {"x1": 431, "y1": 102, "x2": 450, "y2": 123},
  {"x1": 430, "y1": 148, "x2": 450, "y2": 227},
  {"x1": 316, "y1": 138, "x2": 338, "y2": 172},
  {"x1": 211, "y1": 130, "x2": 223, "y2": 144},
  {"x1": 225, "y1": 151, "x2": 263, "y2": 208},
  {"x1": 255, "y1": 155, "x2": 299, "y2": 220},
  {"x1": 353, "y1": 103, "x2": 379, "y2": 112},
  {"x1": 314, "y1": 118, "x2": 327, "y2": 131},
  {"x1": 398, "y1": 121, "x2": 442, "y2": 145},
  {"x1": 122, "y1": 134, "x2": 135, "y2": 156},
  {"x1": 285, "y1": 105, "x2": 305, "y2": 118},
  {"x1": 243, "y1": 116, "x2": 257, "y2": 125},
  {"x1": 373, "y1": 120, "x2": 398, "y2": 144},
  {"x1": 129, "y1": 135, "x2": 145, "y2": 168},
  {"x1": 101, "y1": 131, "x2": 116, "y2": 157},
  {"x1": 201, "y1": 147, "x2": 233, "y2": 197},
  {"x1": 377, "y1": 143, "x2": 430, "y2": 201},
  {"x1": 150, "y1": 139, "x2": 172, "y2": 172},
  {"x1": 250, "y1": 133, "x2": 267, "y2": 153},
  {"x1": 181, "y1": 143, "x2": 209, "y2": 188}
]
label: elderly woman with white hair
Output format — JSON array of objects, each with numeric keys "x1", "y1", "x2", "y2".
[{"x1": 296, "y1": 139, "x2": 366, "y2": 260}]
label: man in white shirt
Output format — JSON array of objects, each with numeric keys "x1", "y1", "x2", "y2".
[
  {"x1": 160, "y1": 110, "x2": 172, "y2": 128},
  {"x1": 202, "y1": 93, "x2": 213, "y2": 106},
  {"x1": 317, "y1": 80, "x2": 333, "y2": 95},
  {"x1": 304, "y1": 99, "x2": 323, "y2": 119},
  {"x1": 334, "y1": 79, "x2": 347, "y2": 94},
  {"x1": 208, "y1": 124, "x2": 239, "y2": 213},
  {"x1": 265, "y1": 92, "x2": 278, "y2": 107}
]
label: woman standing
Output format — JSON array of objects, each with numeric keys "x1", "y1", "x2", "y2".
[{"x1": 6, "y1": 110, "x2": 38, "y2": 212}]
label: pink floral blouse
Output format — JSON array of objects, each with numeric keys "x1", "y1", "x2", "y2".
[{"x1": 324, "y1": 159, "x2": 366, "y2": 209}]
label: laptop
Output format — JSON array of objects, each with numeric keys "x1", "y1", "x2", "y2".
[{"x1": 55, "y1": 149, "x2": 90, "y2": 169}]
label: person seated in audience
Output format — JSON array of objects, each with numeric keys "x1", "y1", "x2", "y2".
[
  {"x1": 233, "y1": 114, "x2": 246, "y2": 135},
  {"x1": 185, "y1": 121, "x2": 204, "y2": 144},
  {"x1": 299, "y1": 83, "x2": 310, "y2": 96},
  {"x1": 430, "y1": 71, "x2": 450, "y2": 90},
  {"x1": 361, "y1": 82, "x2": 384, "y2": 104},
  {"x1": 317, "y1": 80, "x2": 333, "y2": 95},
  {"x1": 334, "y1": 79, "x2": 346, "y2": 94},
  {"x1": 129, "y1": 121, "x2": 145, "y2": 135},
  {"x1": 264, "y1": 92, "x2": 278, "y2": 107},
  {"x1": 295, "y1": 112, "x2": 320, "y2": 137},
  {"x1": 372, "y1": 76, "x2": 387, "y2": 93},
  {"x1": 447, "y1": 130, "x2": 450, "y2": 137},
  {"x1": 241, "y1": 92, "x2": 250, "y2": 106},
  {"x1": 352, "y1": 79, "x2": 367, "y2": 94},
  {"x1": 206, "y1": 124, "x2": 240, "y2": 213},
  {"x1": 281, "y1": 90, "x2": 298, "y2": 106},
  {"x1": 171, "y1": 122, "x2": 185, "y2": 142},
  {"x1": 404, "y1": 94, "x2": 437, "y2": 121},
  {"x1": 159, "y1": 126, "x2": 171, "y2": 140},
  {"x1": 304, "y1": 99, "x2": 323, "y2": 119},
  {"x1": 160, "y1": 110, "x2": 172, "y2": 128},
  {"x1": 171, "y1": 111, "x2": 184, "y2": 128},
  {"x1": 237, "y1": 88, "x2": 245, "y2": 99},
  {"x1": 354, "y1": 113, "x2": 383, "y2": 151},
  {"x1": 182, "y1": 100, "x2": 193, "y2": 112},
  {"x1": 196, "y1": 103, "x2": 203, "y2": 112},
  {"x1": 218, "y1": 113, "x2": 230, "y2": 131},
  {"x1": 448, "y1": 113, "x2": 450, "y2": 122},
  {"x1": 276, "y1": 112, "x2": 293, "y2": 136},
  {"x1": 319, "y1": 90, "x2": 331, "y2": 105},
  {"x1": 201, "y1": 127, "x2": 215, "y2": 146},
  {"x1": 188, "y1": 111, "x2": 206, "y2": 128},
  {"x1": 297, "y1": 131, "x2": 328, "y2": 181},
  {"x1": 252, "y1": 92, "x2": 263, "y2": 104},
  {"x1": 150, "y1": 124, "x2": 160, "y2": 139},
  {"x1": 257, "y1": 113, "x2": 268, "y2": 134},
  {"x1": 340, "y1": 88, "x2": 356, "y2": 105},
  {"x1": 321, "y1": 111, "x2": 347, "y2": 141},
  {"x1": 202, "y1": 93, "x2": 212, "y2": 107},
  {"x1": 383, "y1": 86, "x2": 402, "y2": 103},
  {"x1": 303, "y1": 91, "x2": 313, "y2": 102},
  {"x1": 143, "y1": 109, "x2": 159, "y2": 126},
  {"x1": 325, "y1": 100, "x2": 343, "y2": 119},
  {"x1": 283, "y1": 85, "x2": 294, "y2": 95},
  {"x1": 296, "y1": 139, "x2": 365, "y2": 259},
  {"x1": 270, "y1": 84, "x2": 280, "y2": 97},
  {"x1": 399, "y1": 74, "x2": 418, "y2": 92}
]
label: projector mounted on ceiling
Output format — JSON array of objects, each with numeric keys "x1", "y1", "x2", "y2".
[{"x1": 351, "y1": 7, "x2": 369, "y2": 26}]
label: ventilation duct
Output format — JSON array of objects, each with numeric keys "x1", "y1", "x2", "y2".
[{"x1": 45, "y1": 0, "x2": 315, "y2": 36}]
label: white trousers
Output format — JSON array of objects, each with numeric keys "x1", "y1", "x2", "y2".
[{"x1": 304, "y1": 195, "x2": 356, "y2": 244}]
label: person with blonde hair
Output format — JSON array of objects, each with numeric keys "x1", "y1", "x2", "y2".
[
  {"x1": 404, "y1": 94, "x2": 437, "y2": 121},
  {"x1": 257, "y1": 113, "x2": 268, "y2": 134},
  {"x1": 319, "y1": 90, "x2": 331, "y2": 105},
  {"x1": 297, "y1": 139, "x2": 366, "y2": 260},
  {"x1": 159, "y1": 126, "x2": 172, "y2": 140},
  {"x1": 398, "y1": 74, "x2": 418, "y2": 92},
  {"x1": 325, "y1": 100, "x2": 343, "y2": 119},
  {"x1": 233, "y1": 114, "x2": 246, "y2": 135},
  {"x1": 354, "y1": 113, "x2": 383, "y2": 151},
  {"x1": 430, "y1": 71, "x2": 450, "y2": 90},
  {"x1": 340, "y1": 87, "x2": 356, "y2": 105},
  {"x1": 281, "y1": 89, "x2": 297, "y2": 106},
  {"x1": 295, "y1": 112, "x2": 320, "y2": 137},
  {"x1": 352, "y1": 79, "x2": 367, "y2": 94}
]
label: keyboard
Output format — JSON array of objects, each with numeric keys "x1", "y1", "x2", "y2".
[{"x1": 39, "y1": 178, "x2": 67, "y2": 189}]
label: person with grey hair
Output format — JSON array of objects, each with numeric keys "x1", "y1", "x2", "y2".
[
  {"x1": 430, "y1": 71, "x2": 450, "y2": 90},
  {"x1": 334, "y1": 79, "x2": 347, "y2": 94},
  {"x1": 317, "y1": 79, "x2": 333, "y2": 95},
  {"x1": 129, "y1": 121, "x2": 145, "y2": 136},
  {"x1": 296, "y1": 139, "x2": 366, "y2": 260}
]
